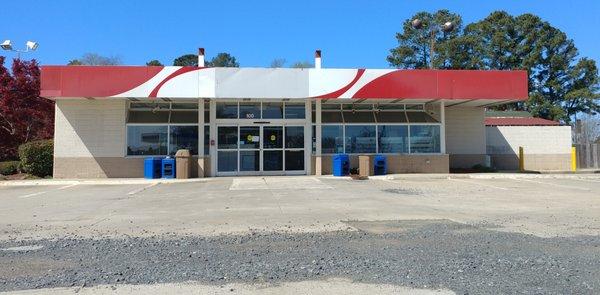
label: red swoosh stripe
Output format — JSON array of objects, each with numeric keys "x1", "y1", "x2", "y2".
[
  {"x1": 149, "y1": 67, "x2": 203, "y2": 98},
  {"x1": 315, "y1": 69, "x2": 365, "y2": 98}
]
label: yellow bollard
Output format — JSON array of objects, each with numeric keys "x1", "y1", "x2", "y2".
[
  {"x1": 518, "y1": 146, "x2": 524, "y2": 172},
  {"x1": 571, "y1": 146, "x2": 577, "y2": 172}
]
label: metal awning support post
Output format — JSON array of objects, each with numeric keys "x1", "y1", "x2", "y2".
[
  {"x1": 315, "y1": 99, "x2": 322, "y2": 175},
  {"x1": 440, "y1": 101, "x2": 446, "y2": 154}
]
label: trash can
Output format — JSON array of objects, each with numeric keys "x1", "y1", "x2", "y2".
[
  {"x1": 144, "y1": 157, "x2": 163, "y2": 179},
  {"x1": 161, "y1": 157, "x2": 176, "y2": 179},
  {"x1": 332, "y1": 154, "x2": 350, "y2": 176},
  {"x1": 374, "y1": 155, "x2": 387, "y2": 175},
  {"x1": 358, "y1": 155, "x2": 372, "y2": 177},
  {"x1": 175, "y1": 149, "x2": 192, "y2": 179}
]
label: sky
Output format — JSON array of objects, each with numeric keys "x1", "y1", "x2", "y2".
[{"x1": 1, "y1": 0, "x2": 599, "y2": 69}]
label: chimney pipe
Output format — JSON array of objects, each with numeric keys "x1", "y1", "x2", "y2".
[
  {"x1": 315, "y1": 50, "x2": 322, "y2": 69},
  {"x1": 198, "y1": 48, "x2": 205, "y2": 67}
]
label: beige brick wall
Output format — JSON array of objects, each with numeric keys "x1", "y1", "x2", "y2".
[
  {"x1": 312, "y1": 154, "x2": 449, "y2": 175},
  {"x1": 54, "y1": 99, "x2": 127, "y2": 158},
  {"x1": 445, "y1": 107, "x2": 486, "y2": 168},
  {"x1": 54, "y1": 99, "x2": 127, "y2": 178},
  {"x1": 486, "y1": 126, "x2": 572, "y2": 171}
]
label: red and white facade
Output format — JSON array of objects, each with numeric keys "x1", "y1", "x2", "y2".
[{"x1": 42, "y1": 51, "x2": 528, "y2": 178}]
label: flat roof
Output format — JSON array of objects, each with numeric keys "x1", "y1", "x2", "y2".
[
  {"x1": 485, "y1": 117, "x2": 560, "y2": 126},
  {"x1": 41, "y1": 66, "x2": 528, "y2": 107}
]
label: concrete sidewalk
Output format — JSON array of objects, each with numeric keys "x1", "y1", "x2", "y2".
[
  {"x1": 0, "y1": 178, "x2": 210, "y2": 187},
  {"x1": 2, "y1": 172, "x2": 599, "y2": 187}
]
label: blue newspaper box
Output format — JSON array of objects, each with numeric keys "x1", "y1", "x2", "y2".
[
  {"x1": 332, "y1": 154, "x2": 350, "y2": 176},
  {"x1": 161, "y1": 157, "x2": 176, "y2": 179},
  {"x1": 374, "y1": 155, "x2": 387, "y2": 175},
  {"x1": 144, "y1": 157, "x2": 162, "y2": 179}
]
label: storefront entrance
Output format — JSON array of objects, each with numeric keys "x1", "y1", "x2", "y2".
[{"x1": 216, "y1": 124, "x2": 306, "y2": 176}]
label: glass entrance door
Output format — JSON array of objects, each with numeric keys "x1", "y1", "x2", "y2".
[
  {"x1": 216, "y1": 124, "x2": 305, "y2": 176},
  {"x1": 239, "y1": 126, "x2": 260, "y2": 173},
  {"x1": 262, "y1": 126, "x2": 283, "y2": 172}
]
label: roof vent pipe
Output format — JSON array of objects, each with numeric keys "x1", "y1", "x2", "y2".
[
  {"x1": 198, "y1": 48, "x2": 205, "y2": 67},
  {"x1": 315, "y1": 50, "x2": 322, "y2": 69}
]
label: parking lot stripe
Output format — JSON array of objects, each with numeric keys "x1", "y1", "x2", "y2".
[
  {"x1": 449, "y1": 178, "x2": 509, "y2": 190},
  {"x1": 514, "y1": 178, "x2": 591, "y2": 191},
  {"x1": 127, "y1": 183, "x2": 159, "y2": 195},
  {"x1": 18, "y1": 183, "x2": 79, "y2": 199},
  {"x1": 18, "y1": 191, "x2": 47, "y2": 199},
  {"x1": 569, "y1": 178, "x2": 600, "y2": 183}
]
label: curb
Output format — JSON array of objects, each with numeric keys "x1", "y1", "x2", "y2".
[
  {"x1": 0, "y1": 178, "x2": 210, "y2": 187},
  {"x1": 382, "y1": 173, "x2": 600, "y2": 180}
]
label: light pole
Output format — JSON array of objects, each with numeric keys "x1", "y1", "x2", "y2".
[
  {"x1": 1, "y1": 40, "x2": 39, "y2": 59},
  {"x1": 411, "y1": 19, "x2": 454, "y2": 69}
]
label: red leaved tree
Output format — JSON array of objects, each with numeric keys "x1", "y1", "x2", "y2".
[{"x1": 0, "y1": 57, "x2": 54, "y2": 161}]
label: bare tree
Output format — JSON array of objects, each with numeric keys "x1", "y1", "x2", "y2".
[
  {"x1": 574, "y1": 114, "x2": 600, "y2": 144},
  {"x1": 270, "y1": 58, "x2": 286, "y2": 68},
  {"x1": 68, "y1": 53, "x2": 122, "y2": 65}
]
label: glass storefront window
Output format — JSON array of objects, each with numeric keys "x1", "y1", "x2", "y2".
[
  {"x1": 285, "y1": 150, "x2": 304, "y2": 171},
  {"x1": 218, "y1": 151, "x2": 237, "y2": 172},
  {"x1": 263, "y1": 150, "x2": 283, "y2": 171},
  {"x1": 262, "y1": 102, "x2": 283, "y2": 119},
  {"x1": 285, "y1": 126, "x2": 304, "y2": 149},
  {"x1": 218, "y1": 126, "x2": 238, "y2": 149},
  {"x1": 410, "y1": 125, "x2": 440, "y2": 153},
  {"x1": 204, "y1": 125, "x2": 210, "y2": 155},
  {"x1": 377, "y1": 125, "x2": 408, "y2": 153},
  {"x1": 169, "y1": 126, "x2": 198, "y2": 155},
  {"x1": 239, "y1": 103, "x2": 261, "y2": 119},
  {"x1": 127, "y1": 126, "x2": 168, "y2": 155},
  {"x1": 345, "y1": 125, "x2": 376, "y2": 153},
  {"x1": 263, "y1": 126, "x2": 283, "y2": 149},
  {"x1": 285, "y1": 103, "x2": 305, "y2": 119},
  {"x1": 127, "y1": 111, "x2": 169, "y2": 123},
  {"x1": 321, "y1": 125, "x2": 343, "y2": 154},
  {"x1": 170, "y1": 111, "x2": 198, "y2": 123},
  {"x1": 239, "y1": 126, "x2": 260, "y2": 149},
  {"x1": 216, "y1": 102, "x2": 238, "y2": 119},
  {"x1": 240, "y1": 151, "x2": 260, "y2": 171}
]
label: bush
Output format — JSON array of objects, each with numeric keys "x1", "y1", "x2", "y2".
[
  {"x1": 472, "y1": 164, "x2": 497, "y2": 173},
  {"x1": 0, "y1": 161, "x2": 20, "y2": 175},
  {"x1": 18, "y1": 140, "x2": 53, "y2": 177}
]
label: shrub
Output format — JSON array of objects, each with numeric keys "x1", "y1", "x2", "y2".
[
  {"x1": 0, "y1": 161, "x2": 20, "y2": 175},
  {"x1": 472, "y1": 164, "x2": 497, "y2": 173},
  {"x1": 18, "y1": 140, "x2": 53, "y2": 177}
]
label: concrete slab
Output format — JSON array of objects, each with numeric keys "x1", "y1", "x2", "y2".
[
  {"x1": 1, "y1": 175, "x2": 599, "y2": 240},
  {"x1": 3, "y1": 278, "x2": 454, "y2": 295}
]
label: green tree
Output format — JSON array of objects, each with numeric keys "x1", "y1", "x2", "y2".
[
  {"x1": 173, "y1": 52, "x2": 239, "y2": 67},
  {"x1": 67, "y1": 59, "x2": 83, "y2": 65},
  {"x1": 464, "y1": 12, "x2": 599, "y2": 122},
  {"x1": 209, "y1": 53, "x2": 239, "y2": 67},
  {"x1": 173, "y1": 54, "x2": 198, "y2": 66},
  {"x1": 146, "y1": 60, "x2": 163, "y2": 66},
  {"x1": 387, "y1": 9, "x2": 463, "y2": 69},
  {"x1": 388, "y1": 10, "x2": 600, "y2": 123},
  {"x1": 291, "y1": 61, "x2": 313, "y2": 69}
]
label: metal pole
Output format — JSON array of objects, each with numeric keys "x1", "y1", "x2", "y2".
[{"x1": 429, "y1": 29, "x2": 435, "y2": 69}]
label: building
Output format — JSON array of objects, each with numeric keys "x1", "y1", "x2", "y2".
[
  {"x1": 485, "y1": 111, "x2": 572, "y2": 171},
  {"x1": 41, "y1": 50, "x2": 528, "y2": 178}
]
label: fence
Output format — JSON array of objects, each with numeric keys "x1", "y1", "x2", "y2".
[{"x1": 574, "y1": 143, "x2": 600, "y2": 169}]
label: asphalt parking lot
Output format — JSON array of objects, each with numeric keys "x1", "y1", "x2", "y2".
[{"x1": 1, "y1": 174, "x2": 599, "y2": 294}]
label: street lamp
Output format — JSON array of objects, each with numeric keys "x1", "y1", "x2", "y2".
[
  {"x1": 411, "y1": 19, "x2": 454, "y2": 69},
  {"x1": 1, "y1": 40, "x2": 39, "y2": 58}
]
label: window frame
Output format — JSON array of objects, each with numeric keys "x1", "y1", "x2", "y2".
[{"x1": 315, "y1": 122, "x2": 442, "y2": 155}]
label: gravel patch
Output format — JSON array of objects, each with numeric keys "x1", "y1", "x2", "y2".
[{"x1": 0, "y1": 220, "x2": 598, "y2": 294}]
